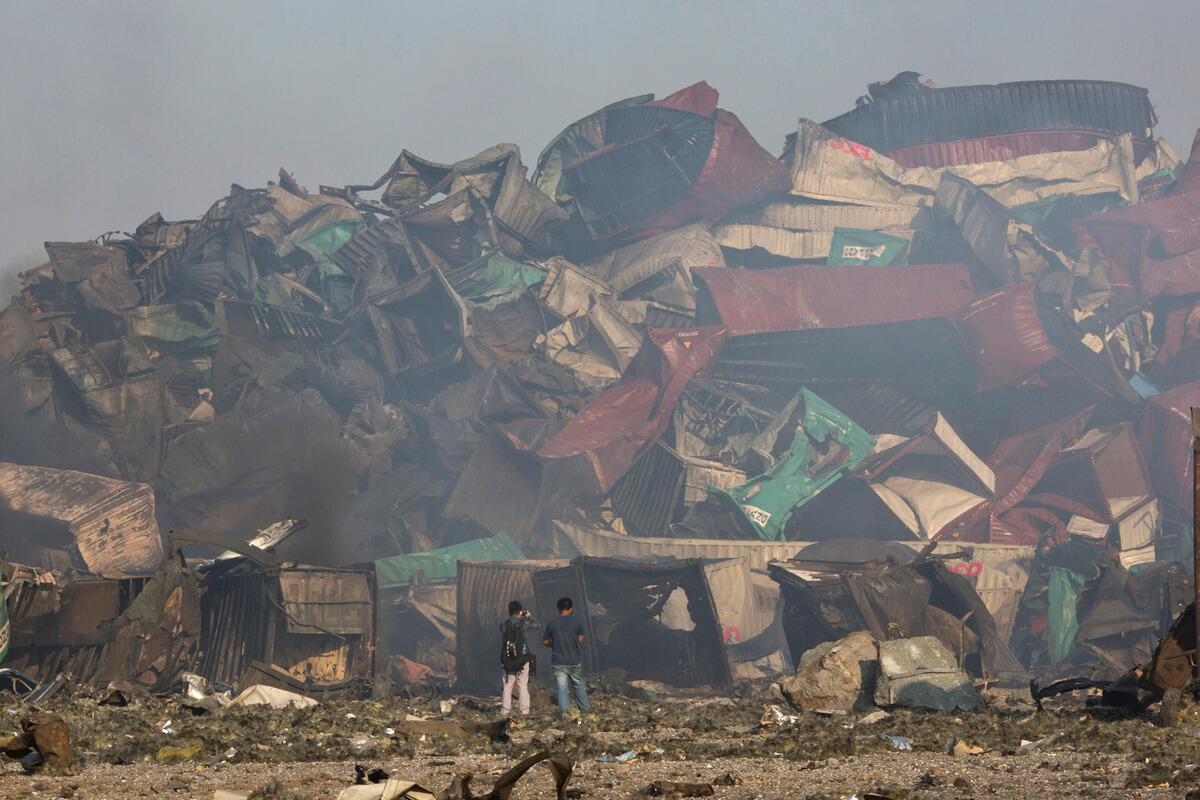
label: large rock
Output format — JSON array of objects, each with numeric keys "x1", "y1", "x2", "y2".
[
  {"x1": 779, "y1": 630, "x2": 878, "y2": 713},
  {"x1": 874, "y1": 636, "x2": 982, "y2": 712}
]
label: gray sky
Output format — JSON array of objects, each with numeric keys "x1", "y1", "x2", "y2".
[{"x1": 3, "y1": 0, "x2": 1198, "y2": 273}]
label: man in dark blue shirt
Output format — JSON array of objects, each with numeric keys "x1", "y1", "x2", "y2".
[{"x1": 541, "y1": 596, "x2": 589, "y2": 718}]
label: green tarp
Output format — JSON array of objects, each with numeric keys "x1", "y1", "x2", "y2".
[
  {"x1": 447, "y1": 252, "x2": 546, "y2": 299},
  {"x1": 375, "y1": 532, "x2": 524, "y2": 589},
  {"x1": 1048, "y1": 566, "x2": 1085, "y2": 663},
  {"x1": 292, "y1": 218, "x2": 361, "y2": 279},
  {"x1": 126, "y1": 305, "x2": 219, "y2": 347},
  {"x1": 721, "y1": 388, "x2": 876, "y2": 541},
  {"x1": 827, "y1": 227, "x2": 909, "y2": 266}
]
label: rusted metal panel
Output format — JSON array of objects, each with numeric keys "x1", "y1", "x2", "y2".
[
  {"x1": 9, "y1": 581, "x2": 120, "y2": 649},
  {"x1": 1141, "y1": 380, "x2": 1200, "y2": 509},
  {"x1": 1081, "y1": 163, "x2": 1200, "y2": 253},
  {"x1": 693, "y1": 263, "x2": 976, "y2": 337},
  {"x1": 537, "y1": 327, "x2": 727, "y2": 493},
  {"x1": 988, "y1": 408, "x2": 1094, "y2": 516},
  {"x1": 1075, "y1": 187, "x2": 1200, "y2": 297},
  {"x1": 278, "y1": 569, "x2": 373, "y2": 635},
  {"x1": 953, "y1": 283, "x2": 1059, "y2": 391},
  {"x1": 0, "y1": 464, "x2": 163, "y2": 578},
  {"x1": 198, "y1": 564, "x2": 376, "y2": 688}
]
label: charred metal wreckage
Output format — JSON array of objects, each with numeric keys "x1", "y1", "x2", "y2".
[{"x1": 2, "y1": 74, "x2": 1200, "y2": 720}]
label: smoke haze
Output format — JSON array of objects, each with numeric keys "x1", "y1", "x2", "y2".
[{"x1": 3, "y1": 0, "x2": 1197, "y2": 268}]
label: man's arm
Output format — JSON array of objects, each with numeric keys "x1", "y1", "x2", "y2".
[{"x1": 541, "y1": 622, "x2": 551, "y2": 648}]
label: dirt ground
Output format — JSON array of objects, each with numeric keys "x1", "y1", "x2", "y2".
[{"x1": 2, "y1": 687, "x2": 1199, "y2": 799}]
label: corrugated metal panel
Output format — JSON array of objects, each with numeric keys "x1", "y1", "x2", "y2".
[
  {"x1": 0, "y1": 463, "x2": 163, "y2": 578},
  {"x1": 693, "y1": 263, "x2": 976, "y2": 337},
  {"x1": 885, "y1": 130, "x2": 1155, "y2": 169},
  {"x1": 534, "y1": 93, "x2": 655, "y2": 198},
  {"x1": 197, "y1": 571, "x2": 269, "y2": 686},
  {"x1": 564, "y1": 108, "x2": 715, "y2": 239},
  {"x1": 788, "y1": 119, "x2": 1138, "y2": 208},
  {"x1": 823, "y1": 80, "x2": 1155, "y2": 153},
  {"x1": 641, "y1": 108, "x2": 788, "y2": 238},
  {"x1": 279, "y1": 569, "x2": 373, "y2": 635},
  {"x1": 737, "y1": 199, "x2": 924, "y2": 231},
  {"x1": 820, "y1": 383, "x2": 937, "y2": 437},
  {"x1": 608, "y1": 442, "x2": 686, "y2": 537},
  {"x1": 332, "y1": 213, "x2": 412, "y2": 275},
  {"x1": 488, "y1": 154, "x2": 570, "y2": 247},
  {"x1": 609, "y1": 443, "x2": 747, "y2": 537},
  {"x1": 584, "y1": 224, "x2": 722, "y2": 293},
  {"x1": 953, "y1": 283, "x2": 1059, "y2": 391},
  {"x1": 455, "y1": 560, "x2": 566, "y2": 692},
  {"x1": 712, "y1": 319, "x2": 975, "y2": 404},
  {"x1": 935, "y1": 172, "x2": 1054, "y2": 283},
  {"x1": 556, "y1": 521, "x2": 808, "y2": 571}
]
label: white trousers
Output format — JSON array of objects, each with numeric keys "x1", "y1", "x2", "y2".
[{"x1": 501, "y1": 662, "x2": 530, "y2": 715}]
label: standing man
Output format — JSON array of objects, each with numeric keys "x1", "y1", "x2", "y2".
[
  {"x1": 500, "y1": 601, "x2": 534, "y2": 717},
  {"x1": 541, "y1": 596, "x2": 589, "y2": 718}
]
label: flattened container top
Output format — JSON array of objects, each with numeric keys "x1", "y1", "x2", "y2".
[
  {"x1": 822, "y1": 80, "x2": 1155, "y2": 153},
  {"x1": 693, "y1": 263, "x2": 976, "y2": 337}
]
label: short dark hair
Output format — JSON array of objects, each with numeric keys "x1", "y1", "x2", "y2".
[
  {"x1": 556, "y1": 596, "x2": 573, "y2": 612},
  {"x1": 508, "y1": 601, "x2": 522, "y2": 615}
]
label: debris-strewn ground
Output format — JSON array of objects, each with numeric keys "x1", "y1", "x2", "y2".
[{"x1": 5, "y1": 689, "x2": 1200, "y2": 798}]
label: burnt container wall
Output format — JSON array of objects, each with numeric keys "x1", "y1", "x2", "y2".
[{"x1": 197, "y1": 570, "x2": 271, "y2": 687}]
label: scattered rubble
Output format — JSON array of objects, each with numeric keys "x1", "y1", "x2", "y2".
[{"x1": 3, "y1": 712, "x2": 73, "y2": 773}]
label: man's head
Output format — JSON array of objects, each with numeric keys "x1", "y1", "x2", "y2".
[
  {"x1": 556, "y1": 596, "x2": 573, "y2": 615},
  {"x1": 508, "y1": 600, "x2": 522, "y2": 616}
]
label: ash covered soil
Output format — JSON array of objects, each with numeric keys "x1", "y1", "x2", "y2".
[{"x1": 3, "y1": 689, "x2": 1200, "y2": 799}]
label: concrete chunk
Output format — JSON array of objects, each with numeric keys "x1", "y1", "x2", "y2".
[
  {"x1": 874, "y1": 636, "x2": 982, "y2": 712},
  {"x1": 779, "y1": 630, "x2": 878, "y2": 713}
]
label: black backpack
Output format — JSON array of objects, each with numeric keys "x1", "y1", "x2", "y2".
[{"x1": 501, "y1": 618, "x2": 530, "y2": 674}]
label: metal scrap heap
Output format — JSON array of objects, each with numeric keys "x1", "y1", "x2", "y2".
[{"x1": 1, "y1": 74, "x2": 1198, "y2": 694}]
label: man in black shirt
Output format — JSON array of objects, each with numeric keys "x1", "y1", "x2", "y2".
[{"x1": 541, "y1": 596, "x2": 589, "y2": 718}]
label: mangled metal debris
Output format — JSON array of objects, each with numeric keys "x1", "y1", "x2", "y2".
[{"x1": 1, "y1": 70, "x2": 1198, "y2": 703}]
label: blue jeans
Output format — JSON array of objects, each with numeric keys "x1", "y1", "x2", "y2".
[{"x1": 552, "y1": 664, "x2": 589, "y2": 715}]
